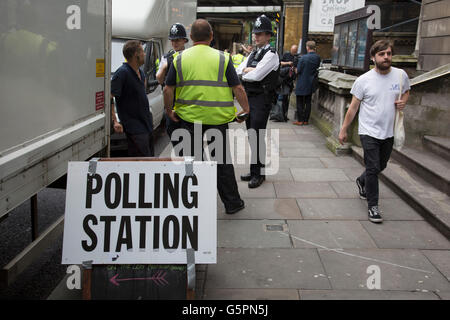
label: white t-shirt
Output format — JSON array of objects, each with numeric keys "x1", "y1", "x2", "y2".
[{"x1": 351, "y1": 67, "x2": 410, "y2": 139}]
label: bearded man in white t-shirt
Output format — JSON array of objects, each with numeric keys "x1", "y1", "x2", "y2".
[{"x1": 338, "y1": 40, "x2": 411, "y2": 223}]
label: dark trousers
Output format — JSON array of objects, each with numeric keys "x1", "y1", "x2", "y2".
[
  {"x1": 126, "y1": 132, "x2": 154, "y2": 157},
  {"x1": 359, "y1": 135, "x2": 394, "y2": 207},
  {"x1": 281, "y1": 94, "x2": 290, "y2": 121},
  {"x1": 176, "y1": 119, "x2": 242, "y2": 211},
  {"x1": 164, "y1": 113, "x2": 182, "y2": 148},
  {"x1": 296, "y1": 94, "x2": 312, "y2": 122},
  {"x1": 246, "y1": 94, "x2": 272, "y2": 177}
]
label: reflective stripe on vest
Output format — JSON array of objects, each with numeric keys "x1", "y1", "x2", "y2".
[
  {"x1": 173, "y1": 45, "x2": 236, "y2": 125},
  {"x1": 232, "y1": 54, "x2": 244, "y2": 68}
]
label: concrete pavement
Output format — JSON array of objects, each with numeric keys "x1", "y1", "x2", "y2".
[
  {"x1": 48, "y1": 107, "x2": 450, "y2": 300},
  {"x1": 163, "y1": 107, "x2": 450, "y2": 300}
]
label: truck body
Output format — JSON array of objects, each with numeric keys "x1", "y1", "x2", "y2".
[
  {"x1": 110, "y1": 0, "x2": 197, "y2": 151},
  {"x1": 0, "y1": 0, "x2": 111, "y2": 284}
]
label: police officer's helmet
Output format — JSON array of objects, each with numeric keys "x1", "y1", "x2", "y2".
[
  {"x1": 169, "y1": 23, "x2": 188, "y2": 42},
  {"x1": 252, "y1": 15, "x2": 273, "y2": 35}
]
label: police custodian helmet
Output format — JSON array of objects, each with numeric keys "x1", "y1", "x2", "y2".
[
  {"x1": 252, "y1": 15, "x2": 273, "y2": 35},
  {"x1": 169, "y1": 23, "x2": 188, "y2": 42}
]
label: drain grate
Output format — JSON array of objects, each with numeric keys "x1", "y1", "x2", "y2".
[{"x1": 265, "y1": 224, "x2": 284, "y2": 232}]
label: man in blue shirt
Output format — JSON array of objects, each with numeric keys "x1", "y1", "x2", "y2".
[{"x1": 111, "y1": 40, "x2": 154, "y2": 156}]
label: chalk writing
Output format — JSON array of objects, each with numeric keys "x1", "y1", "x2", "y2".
[{"x1": 109, "y1": 270, "x2": 169, "y2": 287}]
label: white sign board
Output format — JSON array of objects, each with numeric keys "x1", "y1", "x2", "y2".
[
  {"x1": 62, "y1": 160, "x2": 217, "y2": 264},
  {"x1": 309, "y1": 0, "x2": 366, "y2": 33}
]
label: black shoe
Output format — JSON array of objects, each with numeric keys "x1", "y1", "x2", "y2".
[
  {"x1": 356, "y1": 178, "x2": 367, "y2": 200},
  {"x1": 240, "y1": 173, "x2": 252, "y2": 181},
  {"x1": 248, "y1": 175, "x2": 265, "y2": 189},
  {"x1": 225, "y1": 200, "x2": 245, "y2": 214},
  {"x1": 368, "y1": 206, "x2": 383, "y2": 223}
]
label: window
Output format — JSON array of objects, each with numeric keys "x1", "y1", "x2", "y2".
[
  {"x1": 143, "y1": 41, "x2": 162, "y2": 93},
  {"x1": 332, "y1": 6, "x2": 374, "y2": 71}
]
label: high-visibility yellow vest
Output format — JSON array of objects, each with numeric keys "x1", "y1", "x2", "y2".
[
  {"x1": 232, "y1": 53, "x2": 245, "y2": 68},
  {"x1": 173, "y1": 45, "x2": 236, "y2": 125}
]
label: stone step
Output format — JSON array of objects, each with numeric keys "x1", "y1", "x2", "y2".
[
  {"x1": 390, "y1": 146, "x2": 450, "y2": 197},
  {"x1": 424, "y1": 136, "x2": 450, "y2": 162},
  {"x1": 351, "y1": 146, "x2": 450, "y2": 240}
]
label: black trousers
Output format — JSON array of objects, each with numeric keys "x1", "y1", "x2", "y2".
[
  {"x1": 175, "y1": 119, "x2": 243, "y2": 211},
  {"x1": 246, "y1": 94, "x2": 272, "y2": 177},
  {"x1": 296, "y1": 94, "x2": 312, "y2": 122},
  {"x1": 281, "y1": 94, "x2": 290, "y2": 121},
  {"x1": 359, "y1": 135, "x2": 394, "y2": 208},
  {"x1": 125, "y1": 132, "x2": 154, "y2": 157}
]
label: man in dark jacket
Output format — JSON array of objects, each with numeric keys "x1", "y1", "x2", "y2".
[
  {"x1": 111, "y1": 40, "x2": 154, "y2": 156},
  {"x1": 293, "y1": 41, "x2": 321, "y2": 126},
  {"x1": 277, "y1": 44, "x2": 298, "y2": 121}
]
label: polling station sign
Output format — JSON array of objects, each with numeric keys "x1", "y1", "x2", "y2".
[{"x1": 62, "y1": 160, "x2": 217, "y2": 264}]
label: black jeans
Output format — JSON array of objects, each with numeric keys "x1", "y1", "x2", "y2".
[
  {"x1": 280, "y1": 94, "x2": 290, "y2": 121},
  {"x1": 175, "y1": 119, "x2": 243, "y2": 211},
  {"x1": 246, "y1": 94, "x2": 272, "y2": 177},
  {"x1": 125, "y1": 132, "x2": 154, "y2": 157},
  {"x1": 359, "y1": 135, "x2": 394, "y2": 208},
  {"x1": 296, "y1": 94, "x2": 312, "y2": 122}
]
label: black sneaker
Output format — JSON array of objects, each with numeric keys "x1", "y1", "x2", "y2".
[
  {"x1": 356, "y1": 178, "x2": 367, "y2": 200},
  {"x1": 368, "y1": 206, "x2": 383, "y2": 223}
]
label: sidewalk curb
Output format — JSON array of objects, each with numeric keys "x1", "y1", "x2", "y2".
[{"x1": 351, "y1": 146, "x2": 450, "y2": 240}]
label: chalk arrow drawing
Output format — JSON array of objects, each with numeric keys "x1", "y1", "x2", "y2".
[{"x1": 109, "y1": 270, "x2": 169, "y2": 287}]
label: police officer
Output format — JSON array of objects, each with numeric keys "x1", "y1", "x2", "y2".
[
  {"x1": 236, "y1": 15, "x2": 280, "y2": 188},
  {"x1": 163, "y1": 19, "x2": 251, "y2": 214},
  {"x1": 156, "y1": 23, "x2": 189, "y2": 141}
]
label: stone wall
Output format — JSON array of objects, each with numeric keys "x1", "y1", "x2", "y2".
[{"x1": 405, "y1": 65, "x2": 450, "y2": 147}]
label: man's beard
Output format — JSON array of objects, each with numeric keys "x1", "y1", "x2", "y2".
[{"x1": 376, "y1": 60, "x2": 391, "y2": 71}]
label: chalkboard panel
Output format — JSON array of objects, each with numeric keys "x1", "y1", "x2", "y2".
[{"x1": 91, "y1": 264, "x2": 187, "y2": 299}]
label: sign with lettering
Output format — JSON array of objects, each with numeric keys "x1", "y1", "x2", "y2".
[
  {"x1": 309, "y1": 0, "x2": 366, "y2": 33},
  {"x1": 62, "y1": 160, "x2": 217, "y2": 264}
]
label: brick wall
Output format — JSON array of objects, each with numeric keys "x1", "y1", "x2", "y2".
[{"x1": 283, "y1": 5, "x2": 303, "y2": 53}]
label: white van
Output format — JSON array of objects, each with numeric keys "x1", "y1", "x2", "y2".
[{"x1": 110, "y1": 0, "x2": 196, "y2": 151}]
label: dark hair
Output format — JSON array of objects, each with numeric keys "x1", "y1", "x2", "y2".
[
  {"x1": 370, "y1": 40, "x2": 394, "y2": 57},
  {"x1": 191, "y1": 19, "x2": 212, "y2": 42},
  {"x1": 122, "y1": 40, "x2": 142, "y2": 60}
]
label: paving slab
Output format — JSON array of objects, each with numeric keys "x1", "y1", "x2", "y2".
[
  {"x1": 291, "y1": 168, "x2": 349, "y2": 182},
  {"x1": 206, "y1": 248, "x2": 331, "y2": 290},
  {"x1": 218, "y1": 220, "x2": 292, "y2": 248},
  {"x1": 319, "y1": 157, "x2": 363, "y2": 169},
  {"x1": 318, "y1": 248, "x2": 450, "y2": 291},
  {"x1": 436, "y1": 291, "x2": 450, "y2": 300},
  {"x1": 298, "y1": 198, "x2": 367, "y2": 220},
  {"x1": 281, "y1": 148, "x2": 335, "y2": 158},
  {"x1": 287, "y1": 220, "x2": 378, "y2": 249},
  {"x1": 360, "y1": 221, "x2": 450, "y2": 249},
  {"x1": 421, "y1": 250, "x2": 450, "y2": 281},
  {"x1": 237, "y1": 181, "x2": 276, "y2": 199},
  {"x1": 299, "y1": 289, "x2": 439, "y2": 300},
  {"x1": 274, "y1": 182, "x2": 337, "y2": 199},
  {"x1": 218, "y1": 198, "x2": 302, "y2": 220},
  {"x1": 278, "y1": 157, "x2": 325, "y2": 169},
  {"x1": 297, "y1": 198, "x2": 424, "y2": 221},
  {"x1": 278, "y1": 141, "x2": 321, "y2": 149},
  {"x1": 330, "y1": 181, "x2": 399, "y2": 199},
  {"x1": 203, "y1": 289, "x2": 300, "y2": 300},
  {"x1": 235, "y1": 167, "x2": 294, "y2": 182}
]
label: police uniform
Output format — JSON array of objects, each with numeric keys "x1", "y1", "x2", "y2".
[
  {"x1": 165, "y1": 43, "x2": 245, "y2": 214},
  {"x1": 236, "y1": 16, "x2": 280, "y2": 188},
  {"x1": 158, "y1": 23, "x2": 189, "y2": 140}
]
